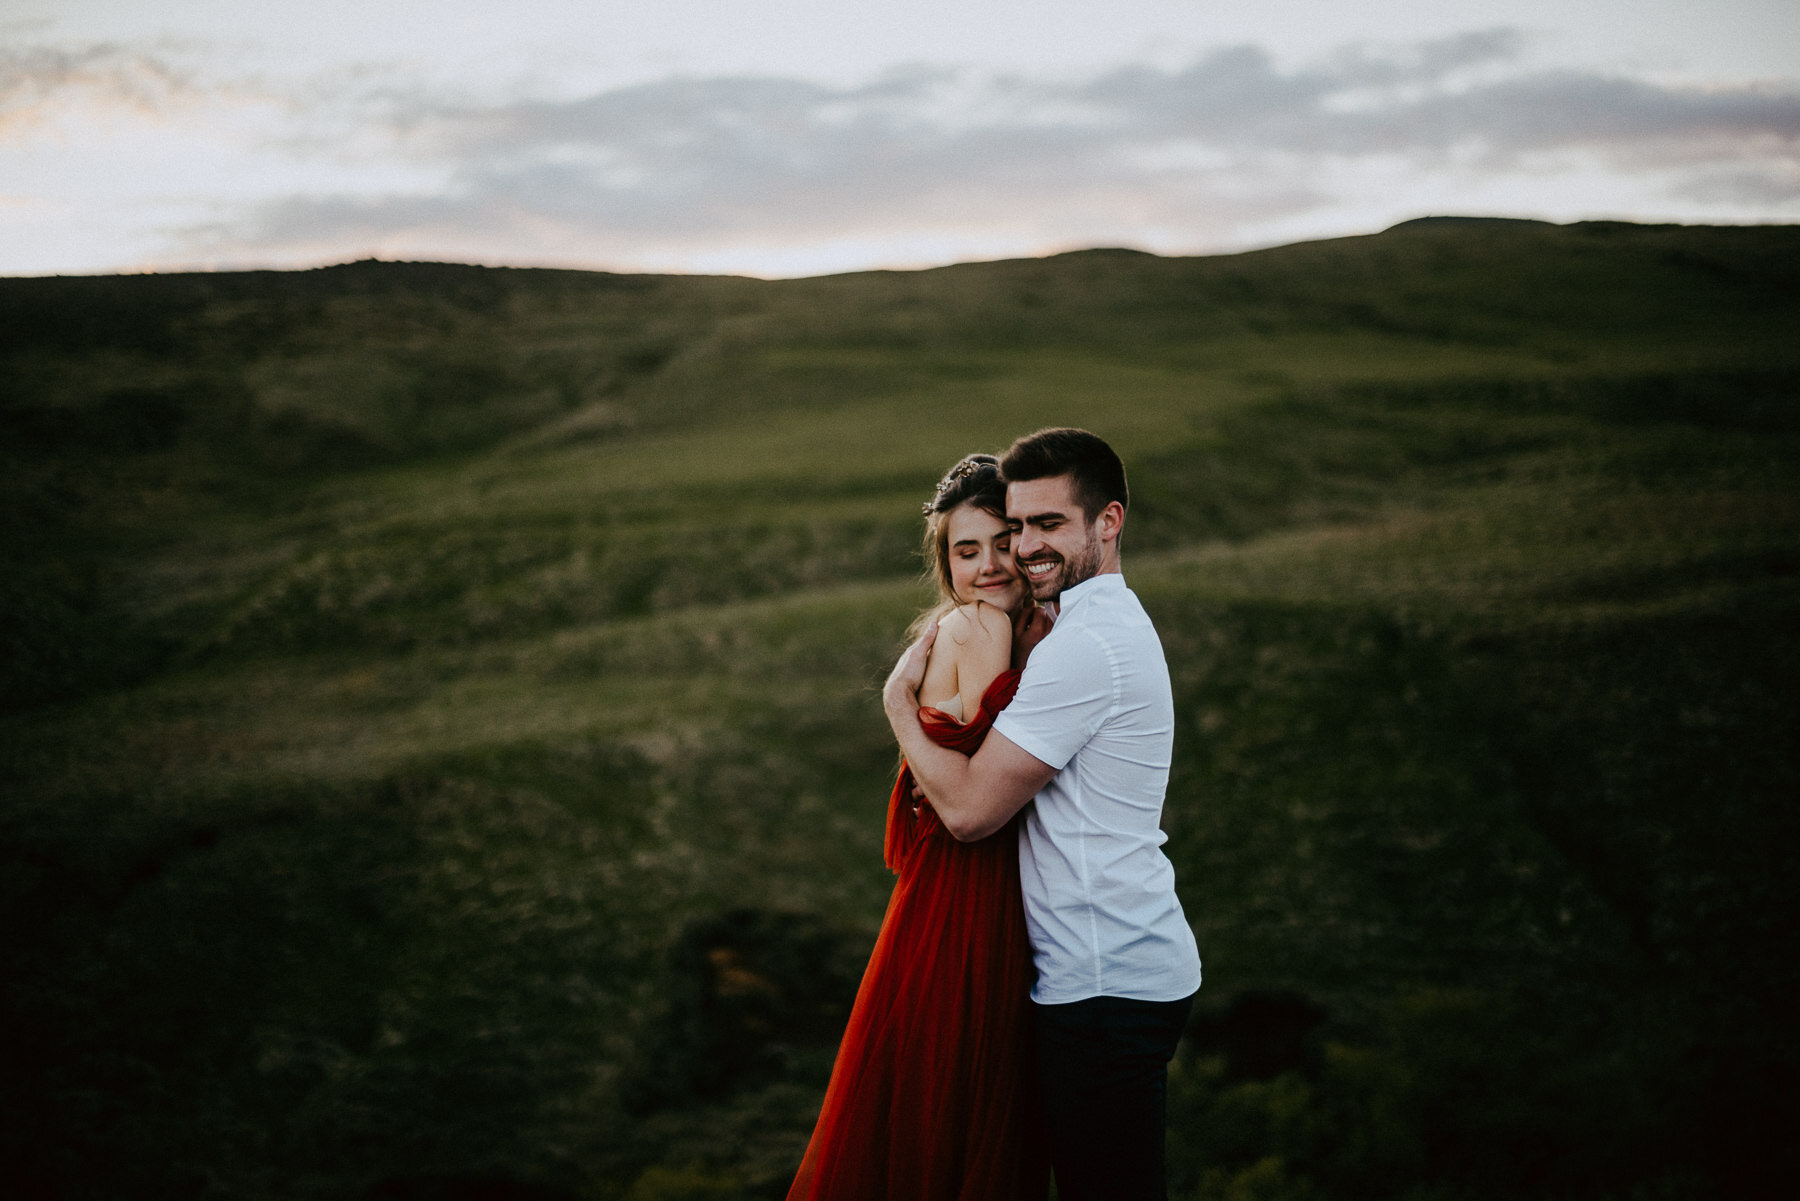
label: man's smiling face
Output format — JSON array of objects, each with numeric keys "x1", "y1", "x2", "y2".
[{"x1": 1006, "y1": 474, "x2": 1105, "y2": 602}]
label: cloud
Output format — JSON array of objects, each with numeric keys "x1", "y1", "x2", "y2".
[
  {"x1": 0, "y1": 41, "x2": 205, "y2": 130},
  {"x1": 1674, "y1": 164, "x2": 1800, "y2": 205},
  {"x1": 13, "y1": 29, "x2": 1797, "y2": 274},
  {"x1": 1375, "y1": 73, "x2": 1800, "y2": 160}
]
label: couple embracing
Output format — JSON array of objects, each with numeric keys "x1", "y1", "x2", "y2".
[{"x1": 787, "y1": 428, "x2": 1203, "y2": 1201}]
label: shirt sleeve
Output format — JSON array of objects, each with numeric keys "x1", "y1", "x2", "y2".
[{"x1": 991, "y1": 624, "x2": 1116, "y2": 771}]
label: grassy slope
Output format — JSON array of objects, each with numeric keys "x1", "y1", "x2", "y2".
[{"x1": 2, "y1": 219, "x2": 1797, "y2": 1200}]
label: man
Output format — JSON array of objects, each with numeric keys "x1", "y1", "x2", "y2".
[{"x1": 884, "y1": 427, "x2": 1203, "y2": 1201}]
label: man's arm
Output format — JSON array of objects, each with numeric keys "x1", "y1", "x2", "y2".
[{"x1": 884, "y1": 629, "x2": 1057, "y2": 842}]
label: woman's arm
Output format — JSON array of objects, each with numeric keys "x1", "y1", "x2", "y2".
[
  {"x1": 884, "y1": 628, "x2": 1056, "y2": 841},
  {"x1": 918, "y1": 602, "x2": 1012, "y2": 718}
]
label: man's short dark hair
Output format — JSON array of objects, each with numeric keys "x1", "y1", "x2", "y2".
[{"x1": 999, "y1": 427, "x2": 1128, "y2": 522}]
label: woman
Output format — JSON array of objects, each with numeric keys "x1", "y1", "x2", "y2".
[{"x1": 786, "y1": 454, "x2": 1050, "y2": 1201}]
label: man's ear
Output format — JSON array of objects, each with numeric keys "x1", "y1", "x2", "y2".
[{"x1": 1097, "y1": 500, "x2": 1125, "y2": 544}]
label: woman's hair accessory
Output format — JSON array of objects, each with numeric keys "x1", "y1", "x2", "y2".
[{"x1": 922, "y1": 454, "x2": 998, "y2": 515}]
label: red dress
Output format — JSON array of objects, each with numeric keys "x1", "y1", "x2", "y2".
[{"x1": 786, "y1": 670, "x2": 1049, "y2": 1201}]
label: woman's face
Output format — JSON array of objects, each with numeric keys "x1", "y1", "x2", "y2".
[{"x1": 944, "y1": 501, "x2": 1025, "y2": 613}]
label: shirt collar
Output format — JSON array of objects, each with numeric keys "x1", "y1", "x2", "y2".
[{"x1": 1056, "y1": 571, "x2": 1125, "y2": 616}]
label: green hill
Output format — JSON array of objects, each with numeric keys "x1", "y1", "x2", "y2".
[{"x1": 3, "y1": 219, "x2": 1797, "y2": 1200}]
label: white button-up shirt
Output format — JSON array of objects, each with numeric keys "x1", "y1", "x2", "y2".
[{"x1": 993, "y1": 573, "x2": 1203, "y2": 1004}]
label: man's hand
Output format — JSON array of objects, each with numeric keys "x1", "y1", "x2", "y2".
[{"x1": 885, "y1": 623, "x2": 937, "y2": 715}]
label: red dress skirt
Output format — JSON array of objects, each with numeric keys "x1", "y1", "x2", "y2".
[{"x1": 786, "y1": 670, "x2": 1049, "y2": 1201}]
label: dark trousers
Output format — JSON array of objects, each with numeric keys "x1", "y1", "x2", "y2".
[{"x1": 1032, "y1": 991, "x2": 1195, "y2": 1201}]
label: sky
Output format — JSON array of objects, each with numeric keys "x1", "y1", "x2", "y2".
[{"x1": 2, "y1": 1, "x2": 1797, "y2": 278}]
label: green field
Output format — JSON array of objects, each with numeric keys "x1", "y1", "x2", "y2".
[{"x1": 3, "y1": 218, "x2": 1797, "y2": 1200}]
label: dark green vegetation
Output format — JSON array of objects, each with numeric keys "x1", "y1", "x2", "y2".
[{"x1": 3, "y1": 218, "x2": 1797, "y2": 1200}]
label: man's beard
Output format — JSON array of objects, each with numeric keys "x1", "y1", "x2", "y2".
[{"x1": 1020, "y1": 527, "x2": 1104, "y2": 600}]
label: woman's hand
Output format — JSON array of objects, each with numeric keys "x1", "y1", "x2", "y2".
[{"x1": 1011, "y1": 604, "x2": 1054, "y2": 668}]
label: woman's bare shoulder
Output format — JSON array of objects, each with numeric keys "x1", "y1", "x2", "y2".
[{"x1": 939, "y1": 600, "x2": 1012, "y2": 646}]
